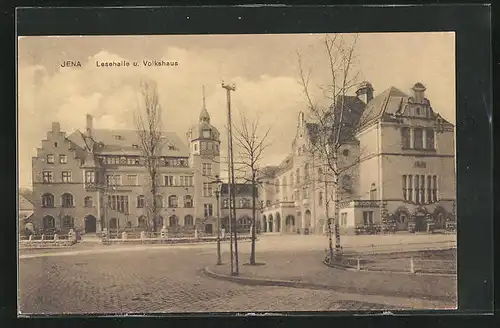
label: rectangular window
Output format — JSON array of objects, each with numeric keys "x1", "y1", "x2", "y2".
[
  {"x1": 402, "y1": 175, "x2": 407, "y2": 200},
  {"x1": 426, "y1": 128, "x2": 435, "y2": 150},
  {"x1": 275, "y1": 180, "x2": 280, "y2": 193},
  {"x1": 420, "y1": 175, "x2": 425, "y2": 204},
  {"x1": 432, "y1": 175, "x2": 438, "y2": 202},
  {"x1": 85, "y1": 171, "x2": 95, "y2": 183},
  {"x1": 414, "y1": 128, "x2": 423, "y2": 149},
  {"x1": 127, "y1": 175, "x2": 138, "y2": 186},
  {"x1": 61, "y1": 171, "x2": 72, "y2": 183},
  {"x1": 204, "y1": 204, "x2": 213, "y2": 217},
  {"x1": 165, "y1": 175, "x2": 175, "y2": 186},
  {"x1": 427, "y1": 175, "x2": 432, "y2": 203},
  {"x1": 106, "y1": 175, "x2": 121, "y2": 186},
  {"x1": 408, "y1": 175, "x2": 413, "y2": 201},
  {"x1": 42, "y1": 171, "x2": 53, "y2": 183},
  {"x1": 296, "y1": 168, "x2": 300, "y2": 184},
  {"x1": 108, "y1": 195, "x2": 129, "y2": 214},
  {"x1": 202, "y1": 163, "x2": 212, "y2": 176},
  {"x1": 363, "y1": 211, "x2": 374, "y2": 225},
  {"x1": 266, "y1": 200, "x2": 271, "y2": 207},
  {"x1": 414, "y1": 175, "x2": 420, "y2": 204},
  {"x1": 401, "y1": 127, "x2": 411, "y2": 149},
  {"x1": 59, "y1": 154, "x2": 67, "y2": 164},
  {"x1": 319, "y1": 192, "x2": 323, "y2": 206},
  {"x1": 46, "y1": 154, "x2": 55, "y2": 164},
  {"x1": 203, "y1": 182, "x2": 213, "y2": 197}
]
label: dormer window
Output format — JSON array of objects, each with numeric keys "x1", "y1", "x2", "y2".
[
  {"x1": 114, "y1": 135, "x2": 122, "y2": 140},
  {"x1": 168, "y1": 145, "x2": 176, "y2": 151}
]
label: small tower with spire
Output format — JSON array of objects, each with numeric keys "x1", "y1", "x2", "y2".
[{"x1": 186, "y1": 85, "x2": 222, "y2": 223}]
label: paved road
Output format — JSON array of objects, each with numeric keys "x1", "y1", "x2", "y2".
[{"x1": 18, "y1": 234, "x2": 456, "y2": 315}]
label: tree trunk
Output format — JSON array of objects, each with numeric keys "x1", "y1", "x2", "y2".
[{"x1": 250, "y1": 173, "x2": 257, "y2": 265}]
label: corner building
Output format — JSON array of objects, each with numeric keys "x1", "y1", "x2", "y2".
[
  {"x1": 259, "y1": 82, "x2": 456, "y2": 235},
  {"x1": 31, "y1": 100, "x2": 221, "y2": 234}
]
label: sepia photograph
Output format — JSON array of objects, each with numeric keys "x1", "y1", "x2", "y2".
[{"x1": 17, "y1": 32, "x2": 457, "y2": 315}]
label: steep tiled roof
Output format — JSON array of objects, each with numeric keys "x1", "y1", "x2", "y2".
[
  {"x1": 257, "y1": 165, "x2": 280, "y2": 179},
  {"x1": 19, "y1": 194, "x2": 34, "y2": 211},
  {"x1": 221, "y1": 183, "x2": 258, "y2": 196},
  {"x1": 359, "y1": 87, "x2": 408, "y2": 127},
  {"x1": 306, "y1": 95, "x2": 366, "y2": 145},
  {"x1": 68, "y1": 129, "x2": 190, "y2": 157}
]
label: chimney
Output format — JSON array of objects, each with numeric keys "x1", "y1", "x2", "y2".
[
  {"x1": 355, "y1": 81, "x2": 374, "y2": 104},
  {"x1": 51, "y1": 122, "x2": 60, "y2": 133},
  {"x1": 86, "y1": 114, "x2": 93, "y2": 136}
]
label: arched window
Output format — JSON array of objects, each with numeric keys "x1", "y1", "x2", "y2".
[
  {"x1": 138, "y1": 215, "x2": 147, "y2": 228},
  {"x1": 41, "y1": 193, "x2": 54, "y2": 208},
  {"x1": 155, "y1": 194, "x2": 164, "y2": 208},
  {"x1": 62, "y1": 216, "x2": 74, "y2": 228},
  {"x1": 169, "y1": 215, "x2": 179, "y2": 227},
  {"x1": 168, "y1": 195, "x2": 178, "y2": 208},
  {"x1": 184, "y1": 215, "x2": 194, "y2": 226},
  {"x1": 61, "y1": 193, "x2": 74, "y2": 208},
  {"x1": 369, "y1": 183, "x2": 377, "y2": 200},
  {"x1": 238, "y1": 216, "x2": 252, "y2": 230},
  {"x1": 183, "y1": 195, "x2": 193, "y2": 208},
  {"x1": 42, "y1": 216, "x2": 55, "y2": 230},
  {"x1": 296, "y1": 168, "x2": 300, "y2": 184},
  {"x1": 304, "y1": 163, "x2": 310, "y2": 180},
  {"x1": 223, "y1": 198, "x2": 229, "y2": 208},
  {"x1": 290, "y1": 173, "x2": 294, "y2": 186},
  {"x1": 84, "y1": 196, "x2": 93, "y2": 207},
  {"x1": 137, "y1": 195, "x2": 145, "y2": 208}
]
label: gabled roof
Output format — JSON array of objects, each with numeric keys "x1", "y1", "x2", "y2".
[
  {"x1": 68, "y1": 129, "x2": 190, "y2": 157},
  {"x1": 359, "y1": 87, "x2": 408, "y2": 126},
  {"x1": 19, "y1": 194, "x2": 34, "y2": 211}
]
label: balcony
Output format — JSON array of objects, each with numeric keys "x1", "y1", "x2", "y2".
[
  {"x1": 339, "y1": 199, "x2": 380, "y2": 209},
  {"x1": 84, "y1": 182, "x2": 104, "y2": 191}
]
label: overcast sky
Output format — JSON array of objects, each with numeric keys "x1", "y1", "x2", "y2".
[{"x1": 18, "y1": 32, "x2": 455, "y2": 189}]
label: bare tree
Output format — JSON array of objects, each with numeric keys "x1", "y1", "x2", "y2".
[
  {"x1": 297, "y1": 34, "x2": 364, "y2": 261},
  {"x1": 232, "y1": 112, "x2": 271, "y2": 265},
  {"x1": 134, "y1": 80, "x2": 164, "y2": 233}
]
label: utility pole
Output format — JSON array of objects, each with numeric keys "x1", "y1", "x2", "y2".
[{"x1": 222, "y1": 81, "x2": 239, "y2": 276}]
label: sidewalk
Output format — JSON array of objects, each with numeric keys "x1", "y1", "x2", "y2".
[{"x1": 204, "y1": 250, "x2": 457, "y2": 308}]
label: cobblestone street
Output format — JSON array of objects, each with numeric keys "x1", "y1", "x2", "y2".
[{"x1": 18, "y1": 234, "x2": 456, "y2": 314}]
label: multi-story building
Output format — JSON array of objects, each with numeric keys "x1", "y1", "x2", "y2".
[
  {"x1": 30, "y1": 98, "x2": 221, "y2": 234},
  {"x1": 259, "y1": 81, "x2": 456, "y2": 235},
  {"x1": 219, "y1": 183, "x2": 260, "y2": 233}
]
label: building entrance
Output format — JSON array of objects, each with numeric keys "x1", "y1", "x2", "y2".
[{"x1": 84, "y1": 215, "x2": 97, "y2": 233}]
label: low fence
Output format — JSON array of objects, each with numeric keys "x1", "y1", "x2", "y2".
[
  {"x1": 19, "y1": 230, "x2": 79, "y2": 249},
  {"x1": 102, "y1": 234, "x2": 255, "y2": 245},
  {"x1": 325, "y1": 247, "x2": 457, "y2": 275},
  {"x1": 19, "y1": 233, "x2": 78, "y2": 248}
]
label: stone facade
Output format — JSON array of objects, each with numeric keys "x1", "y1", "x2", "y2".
[
  {"x1": 31, "y1": 99, "x2": 221, "y2": 235},
  {"x1": 259, "y1": 81, "x2": 456, "y2": 235}
]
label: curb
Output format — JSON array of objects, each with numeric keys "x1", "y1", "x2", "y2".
[{"x1": 202, "y1": 265, "x2": 455, "y2": 303}]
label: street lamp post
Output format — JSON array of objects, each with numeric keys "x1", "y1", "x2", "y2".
[
  {"x1": 222, "y1": 81, "x2": 238, "y2": 275},
  {"x1": 213, "y1": 175, "x2": 223, "y2": 265}
]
